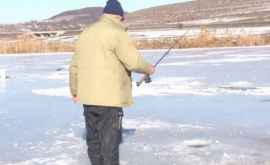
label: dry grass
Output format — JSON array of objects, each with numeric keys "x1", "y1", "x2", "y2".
[
  {"x1": 0, "y1": 29, "x2": 270, "y2": 54},
  {"x1": 135, "y1": 28, "x2": 270, "y2": 49},
  {"x1": 0, "y1": 34, "x2": 74, "y2": 54}
]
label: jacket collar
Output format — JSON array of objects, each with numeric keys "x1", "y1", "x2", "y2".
[{"x1": 100, "y1": 14, "x2": 127, "y2": 31}]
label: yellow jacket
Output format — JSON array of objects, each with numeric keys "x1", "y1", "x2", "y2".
[{"x1": 69, "y1": 14, "x2": 151, "y2": 107}]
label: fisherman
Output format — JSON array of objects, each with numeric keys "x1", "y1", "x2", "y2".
[{"x1": 69, "y1": 0, "x2": 155, "y2": 164}]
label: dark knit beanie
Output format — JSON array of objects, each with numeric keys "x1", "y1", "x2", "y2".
[{"x1": 103, "y1": 0, "x2": 124, "y2": 18}]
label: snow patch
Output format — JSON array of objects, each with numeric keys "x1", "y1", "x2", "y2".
[
  {"x1": 0, "y1": 70, "x2": 6, "y2": 92},
  {"x1": 227, "y1": 81, "x2": 254, "y2": 87},
  {"x1": 135, "y1": 78, "x2": 270, "y2": 96},
  {"x1": 216, "y1": 81, "x2": 270, "y2": 96},
  {"x1": 123, "y1": 118, "x2": 212, "y2": 131},
  {"x1": 32, "y1": 79, "x2": 270, "y2": 98},
  {"x1": 200, "y1": 57, "x2": 270, "y2": 64},
  {"x1": 133, "y1": 77, "x2": 214, "y2": 96},
  {"x1": 47, "y1": 72, "x2": 68, "y2": 80},
  {"x1": 3, "y1": 156, "x2": 76, "y2": 165},
  {"x1": 32, "y1": 87, "x2": 70, "y2": 97},
  {"x1": 161, "y1": 57, "x2": 270, "y2": 66},
  {"x1": 0, "y1": 69, "x2": 6, "y2": 80}
]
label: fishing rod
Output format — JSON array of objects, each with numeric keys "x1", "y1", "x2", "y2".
[
  {"x1": 136, "y1": 29, "x2": 190, "y2": 87},
  {"x1": 136, "y1": 29, "x2": 191, "y2": 87}
]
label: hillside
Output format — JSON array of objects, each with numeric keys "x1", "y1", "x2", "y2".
[
  {"x1": 0, "y1": 7, "x2": 103, "y2": 33},
  {"x1": 48, "y1": 7, "x2": 103, "y2": 24},
  {"x1": 126, "y1": 0, "x2": 270, "y2": 29}
]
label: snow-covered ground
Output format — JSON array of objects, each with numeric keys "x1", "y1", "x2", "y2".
[
  {"x1": 1, "y1": 46, "x2": 270, "y2": 165},
  {"x1": 181, "y1": 17, "x2": 254, "y2": 26},
  {"x1": 129, "y1": 26, "x2": 270, "y2": 39}
]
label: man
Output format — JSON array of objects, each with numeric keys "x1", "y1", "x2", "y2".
[{"x1": 69, "y1": 0, "x2": 155, "y2": 164}]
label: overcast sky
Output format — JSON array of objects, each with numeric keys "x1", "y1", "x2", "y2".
[{"x1": 0, "y1": 0, "x2": 190, "y2": 24}]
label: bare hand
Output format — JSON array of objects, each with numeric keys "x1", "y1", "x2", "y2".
[{"x1": 72, "y1": 96, "x2": 79, "y2": 103}]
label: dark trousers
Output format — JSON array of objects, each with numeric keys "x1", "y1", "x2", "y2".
[{"x1": 83, "y1": 105, "x2": 123, "y2": 165}]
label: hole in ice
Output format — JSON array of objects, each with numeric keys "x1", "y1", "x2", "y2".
[
  {"x1": 183, "y1": 139, "x2": 211, "y2": 148},
  {"x1": 218, "y1": 81, "x2": 257, "y2": 92}
]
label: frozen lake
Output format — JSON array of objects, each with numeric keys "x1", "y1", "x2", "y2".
[{"x1": 0, "y1": 46, "x2": 270, "y2": 165}]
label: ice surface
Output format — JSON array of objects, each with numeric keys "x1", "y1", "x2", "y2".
[{"x1": 1, "y1": 47, "x2": 270, "y2": 164}]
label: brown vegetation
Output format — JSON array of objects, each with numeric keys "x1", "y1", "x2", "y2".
[
  {"x1": 135, "y1": 29, "x2": 270, "y2": 49},
  {"x1": 0, "y1": 34, "x2": 74, "y2": 54},
  {"x1": 0, "y1": 29, "x2": 270, "y2": 54}
]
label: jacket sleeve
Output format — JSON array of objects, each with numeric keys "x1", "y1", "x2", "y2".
[
  {"x1": 69, "y1": 52, "x2": 78, "y2": 97},
  {"x1": 115, "y1": 31, "x2": 152, "y2": 74}
]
